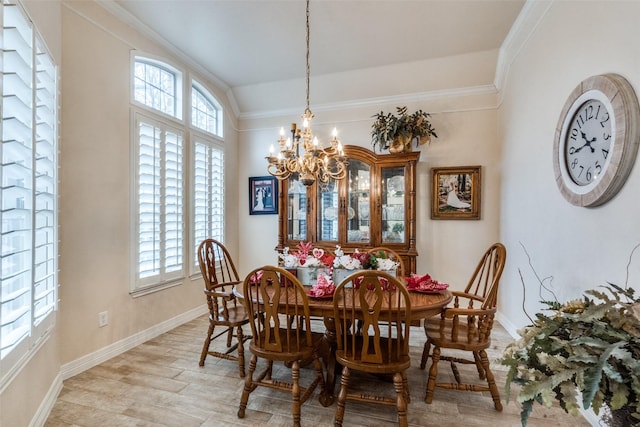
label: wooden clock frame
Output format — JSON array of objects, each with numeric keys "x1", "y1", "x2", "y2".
[{"x1": 553, "y1": 73, "x2": 640, "y2": 207}]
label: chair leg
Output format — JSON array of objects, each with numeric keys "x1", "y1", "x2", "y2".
[
  {"x1": 401, "y1": 370, "x2": 410, "y2": 403},
  {"x1": 479, "y1": 350, "x2": 503, "y2": 411},
  {"x1": 420, "y1": 337, "x2": 432, "y2": 369},
  {"x1": 226, "y1": 327, "x2": 233, "y2": 347},
  {"x1": 425, "y1": 346, "x2": 441, "y2": 403},
  {"x1": 199, "y1": 322, "x2": 215, "y2": 366},
  {"x1": 291, "y1": 360, "x2": 301, "y2": 427},
  {"x1": 238, "y1": 354, "x2": 258, "y2": 418},
  {"x1": 334, "y1": 366, "x2": 350, "y2": 427},
  {"x1": 393, "y1": 372, "x2": 409, "y2": 427},
  {"x1": 236, "y1": 325, "x2": 246, "y2": 378},
  {"x1": 473, "y1": 350, "x2": 486, "y2": 380}
]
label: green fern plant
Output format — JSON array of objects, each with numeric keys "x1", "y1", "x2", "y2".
[{"x1": 500, "y1": 283, "x2": 640, "y2": 427}]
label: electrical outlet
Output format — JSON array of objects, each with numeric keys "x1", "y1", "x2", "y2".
[{"x1": 98, "y1": 311, "x2": 108, "y2": 327}]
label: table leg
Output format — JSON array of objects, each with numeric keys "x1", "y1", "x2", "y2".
[{"x1": 317, "y1": 317, "x2": 337, "y2": 407}]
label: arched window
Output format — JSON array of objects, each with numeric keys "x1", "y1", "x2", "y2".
[
  {"x1": 191, "y1": 81, "x2": 222, "y2": 137},
  {"x1": 133, "y1": 58, "x2": 182, "y2": 119}
]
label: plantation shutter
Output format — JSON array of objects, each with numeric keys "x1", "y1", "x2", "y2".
[
  {"x1": 33, "y1": 38, "x2": 57, "y2": 325},
  {"x1": 1, "y1": 0, "x2": 58, "y2": 371},
  {"x1": 192, "y1": 140, "x2": 223, "y2": 269},
  {"x1": 135, "y1": 115, "x2": 184, "y2": 288},
  {"x1": 1, "y1": 0, "x2": 34, "y2": 359}
]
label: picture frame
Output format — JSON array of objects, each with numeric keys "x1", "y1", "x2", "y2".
[
  {"x1": 249, "y1": 176, "x2": 278, "y2": 215},
  {"x1": 431, "y1": 166, "x2": 481, "y2": 220}
]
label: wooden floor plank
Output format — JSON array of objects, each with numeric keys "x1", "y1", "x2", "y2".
[{"x1": 44, "y1": 315, "x2": 591, "y2": 426}]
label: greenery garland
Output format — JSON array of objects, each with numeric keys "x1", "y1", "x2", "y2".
[{"x1": 500, "y1": 283, "x2": 640, "y2": 426}]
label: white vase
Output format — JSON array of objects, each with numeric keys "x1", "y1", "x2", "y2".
[
  {"x1": 332, "y1": 268, "x2": 397, "y2": 286},
  {"x1": 296, "y1": 266, "x2": 330, "y2": 286},
  {"x1": 333, "y1": 268, "x2": 363, "y2": 286}
]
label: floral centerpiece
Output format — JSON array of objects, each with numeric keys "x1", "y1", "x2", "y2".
[
  {"x1": 278, "y1": 243, "x2": 400, "y2": 286},
  {"x1": 500, "y1": 283, "x2": 640, "y2": 427},
  {"x1": 279, "y1": 242, "x2": 335, "y2": 285}
]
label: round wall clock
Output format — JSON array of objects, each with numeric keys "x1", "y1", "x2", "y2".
[{"x1": 553, "y1": 73, "x2": 640, "y2": 207}]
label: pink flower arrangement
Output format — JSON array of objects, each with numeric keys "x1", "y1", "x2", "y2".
[
  {"x1": 280, "y1": 242, "x2": 335, "y2": 269},
  {"x1": 307, "y1": 273, "x2": 336, "y2": 297}
]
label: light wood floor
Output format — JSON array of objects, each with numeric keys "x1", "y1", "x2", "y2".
[{"x1": 45, "y1": 315, "x2": 591, "y2": 426}]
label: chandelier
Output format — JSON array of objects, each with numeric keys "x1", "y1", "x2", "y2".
[{"x1": 266, "y1": 0, "x2": 347, "y2": 186}]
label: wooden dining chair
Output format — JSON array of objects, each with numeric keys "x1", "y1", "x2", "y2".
[
  {"x1": 333, "y1": 270, "x2": 412, "y2": 427},
  {"x1": 197, "y1": 238, "x2": 251, "y2": 377},
  {"x1": 367, "y1": 246, "x2": 406, "y2": 277},
  {"x1": 419, "y1": 242, "x2": 507, "y2": 411},
  {"x1": 238, "y1": 266, "x2": 325, "y2": 427}
]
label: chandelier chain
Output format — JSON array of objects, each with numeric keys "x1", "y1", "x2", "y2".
[
  {"x1": 265, "y1": 0, "x2": 348, "y2": 186},
  {"x1": 305, "y1": 0, "x2": 311, "y2": 115}
]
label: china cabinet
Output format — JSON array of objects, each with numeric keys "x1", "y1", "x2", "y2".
[{"x1": 276, "y1": 145, "x2": 420, "y2": 273}]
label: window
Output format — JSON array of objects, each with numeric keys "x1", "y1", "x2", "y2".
[
  {"x1": 133, "y1": 58, "x2": 182, "y2": 120},
  {"x1": 133, "y1": 114, "x2": 184, "y2": 291},
  {"x1": 132, "y1": 56, "x2": 226, "y2": 291},
  {"x1": 1, "y1": 0, "x2": 58, "y2": 384},
  {"x1": 192, "y1": 138, "x2": 224, "y2": 270},
  {"x1": 191, "y1": 81, "x2": 222, "y2": 137}
]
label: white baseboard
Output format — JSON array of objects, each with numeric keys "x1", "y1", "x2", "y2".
[
  {"x1": 60, "y1": 304, "x2": 207, "y2": 380},
  {"x1": 496, "y1": 310, "x2": 520, "y2": 339},
  {"x1": 30, "y1": 373, "x2": 63, "y2": 427},
  {"x1": 30, "y1": 305, "x2": 207, "y2": 427}
]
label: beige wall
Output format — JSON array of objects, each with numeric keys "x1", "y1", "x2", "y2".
[
  {"x1": 498, "y1": 1, "x2": 640, "y2": 333},
  {"x1": 9, "y1": 0, "x2": 640, "y2": 425},
  {"x1": 237, "y1": 63, "x2": 502, "y2": 290}
]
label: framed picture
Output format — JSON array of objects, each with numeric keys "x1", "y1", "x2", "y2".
[
  {"x1": 431, "y1": 166, "x2": 481, "y2": 220},
  {"x1": 249, "y1": 176, "x2": 278, "y2": 215}
]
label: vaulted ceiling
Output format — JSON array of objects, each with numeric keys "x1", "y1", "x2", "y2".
[{"x1": 110, "y1": 0, "x2": 526, "y2": 114}]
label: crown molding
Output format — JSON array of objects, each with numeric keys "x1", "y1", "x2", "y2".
[
  {"x1": 238, "y1": 84, "x2": 498, "y2": 122},
  {"x1": 495, "y1": 0, "x2": 554, "y2": 101}
]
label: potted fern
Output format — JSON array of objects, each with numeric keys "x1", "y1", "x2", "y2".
[
  {"x1": 500, "y1": 283, "x2": 640, "y2": 426},
  {"x1": 371, "y1": 106, "x2": 437, "y2": 153}
]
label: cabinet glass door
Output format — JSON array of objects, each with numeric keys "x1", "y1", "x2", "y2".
[
  {"x1": 317, "y1": 180, "x2": 338, "y2": 242},
  {"x1": 382, "y1": 167, "x2": 406, "y2": 244},
  {"x1": 287, "y1": 176, "x2": 307, "y2": 241},
  {"x1": 347, "y1": 160, "x2": 371, "y2": 244}
]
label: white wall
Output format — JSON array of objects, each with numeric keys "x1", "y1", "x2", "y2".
[{"x1": 498, "y1": 1, "x2": 640, "y2": 334}]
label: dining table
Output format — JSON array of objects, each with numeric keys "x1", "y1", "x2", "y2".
[{"x1": 236, "y1": 279, "x2": 452, "y2": 406}]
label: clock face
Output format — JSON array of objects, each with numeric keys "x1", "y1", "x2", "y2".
[
  {"x1": 564, "y1": 99, "x2": 612, "y2": 186},
  {"x1": 553, "y1": 74, "x2": 640, "y2": 207}
]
